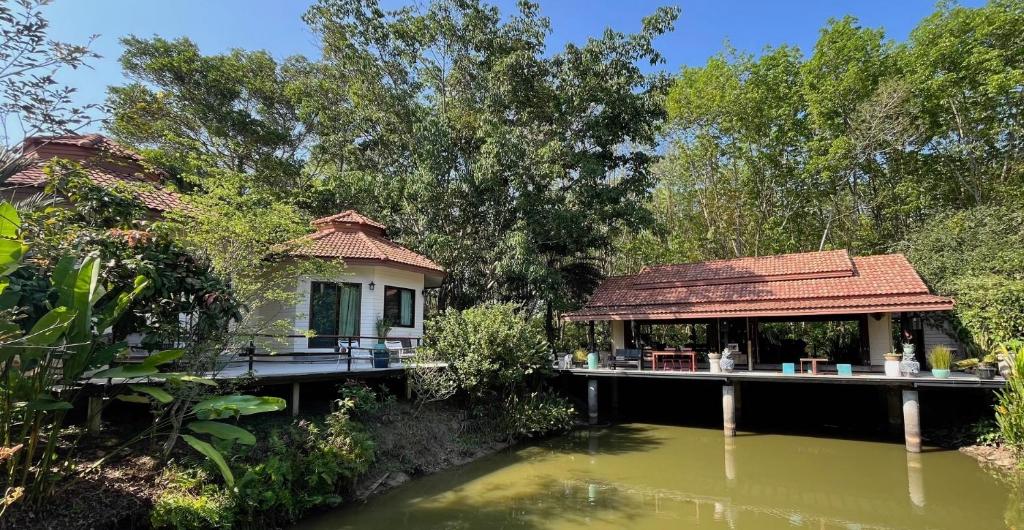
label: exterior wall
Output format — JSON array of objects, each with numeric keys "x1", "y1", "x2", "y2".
[
  {"x1": 610, "y1": 320, "x2": 625, "y2": 352},
  {"x1": 292, "y1": 264, "x2": 425, "y2": 352},
  {"x1": 867, "y1": 313, "x2": 894, "y2": 366},
  {"x1": 923, "y1": 319, "x2": 962, "y2": 357}
]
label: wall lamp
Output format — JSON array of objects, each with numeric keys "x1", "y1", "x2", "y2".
[{"x1": 368, "y1": 281, "x2": 375, "y2": 291}]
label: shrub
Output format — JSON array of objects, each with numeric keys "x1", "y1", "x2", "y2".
[
  {"x1": 417, "y1": 303, "x2": 575, "y2": 438},
  {"x1": 504, "y1": 392, "x2": 576, "y2": 438},
  {"x1": 231, "y1": 404, "x2": 375, "y2": 526},
  {"x1": 420, "y1": 303, "x2": 551, "y2": 402},
  {"x1": 996, "y1": 351, "x2": 1024, "y2": 455},
  {"x1": 150, "y1": 468, "x2": 235, "y2": 530}
]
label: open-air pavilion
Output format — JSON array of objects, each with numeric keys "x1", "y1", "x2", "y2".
[{"x1": 565, "y1": 249, "x2": 955, "y2": 373}]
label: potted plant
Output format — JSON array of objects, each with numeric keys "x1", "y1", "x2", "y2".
[
  {"x1": 977, "y1": 354, "x2": 998, "y2": 380},
  {"x1": 883, "y1": 351, "x2": 902, "y2": 378},
  {"x1": 927, "y1": 345, "x2": 952, "y2": 379},
  {"x1": 373, "y1": 316, "x2": 393, "y2": 368}
]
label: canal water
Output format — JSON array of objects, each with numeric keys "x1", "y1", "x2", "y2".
[{"x1": 296, "y1": 424, "x2": 1020, "y2": 529}]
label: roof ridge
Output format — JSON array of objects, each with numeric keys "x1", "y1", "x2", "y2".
[{"x1": 644, "y1": 249, "x2": 850, "y2": 270}]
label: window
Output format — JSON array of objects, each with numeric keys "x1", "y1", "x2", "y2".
[
  {"x1": 384, "y1": 286, "x2": 415, "y2": 328},
  {"x1": 308, "y1": 282, "x2": 361, "y2": 348}
]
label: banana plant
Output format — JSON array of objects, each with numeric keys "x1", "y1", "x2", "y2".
[{"x1": 0, "y1": 201, "x2": 152, "y2": 507}]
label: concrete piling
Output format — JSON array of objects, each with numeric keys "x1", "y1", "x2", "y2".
[
  {"x1": 722, "y1": 385, "x2": 736, "y2": 437},
  {"x1": 587, "y1": 378, "x2": 599, "y2": 425},
  {"x1": 902, "y1": 389, "x2": 921, "y2": 453}
]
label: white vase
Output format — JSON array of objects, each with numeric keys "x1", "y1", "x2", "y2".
[
  {"x1": 709, "y1": 353, "x2": 722, "y2": 373},
  {"x1": 884, "y1": 359, "x2": 901, "y2": 378}
]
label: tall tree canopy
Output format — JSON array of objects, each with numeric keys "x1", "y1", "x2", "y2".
[
  {"x1": 623, "y1": 0, "x2": 1024, "y2": 271},
  {"x1": 107, "y1": 0, "x2": 679, "y2": 342}
]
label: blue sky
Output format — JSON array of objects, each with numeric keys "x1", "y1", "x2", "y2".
[{"x1": 44, "y1": 0, "x2": 982, "y2": 114}]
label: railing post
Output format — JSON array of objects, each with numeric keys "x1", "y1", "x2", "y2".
[{"x1": 247, "y1": 340, "x2": 255, "y2": 374}]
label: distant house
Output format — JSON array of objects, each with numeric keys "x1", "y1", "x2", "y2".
[
  {"x1": 3, "y1": 133, "x2": 182, "y2": 213},
  {"x1": 253, "y1": 210, "x2": 445, "y2": 354}
]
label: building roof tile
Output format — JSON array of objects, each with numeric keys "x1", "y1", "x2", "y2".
[{"x1": 565, "y1": 250, "x2": 952, "y2": 320}]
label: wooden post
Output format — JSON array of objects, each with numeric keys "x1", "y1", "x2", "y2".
[
  {"x1": 291, "y1": 382, "x2": 301, "y2": 417},
  {"x1": 405, "y1": 373, "x2": 413, "y2": 400},
  {"x1": 587, "y1": 378, "x2": 599, "y2": 425},
  {"x1": 87, "y1": 396, "x2": 103, "y2": 435},
  {"x1": 722, "y1": 385, "x2": 736, "y2": 437},
  {"x1": 902, "y1": 389, "x2": 921, "y2": 453}
]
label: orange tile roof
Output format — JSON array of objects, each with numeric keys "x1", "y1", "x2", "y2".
[
  {"x1": 7, "y1": 164, "x2": 182, "y2": 212},
  {"x1": 7, "y1": 134, "x2": 181, "y2": 212},
  {"x1": 565, "y1": 250, "x2": 953, "y2": 320},
  {"x1": 287, "y1": 210, "x2": 444, "y2": 275}
]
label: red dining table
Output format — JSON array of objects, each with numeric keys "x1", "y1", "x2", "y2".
[{"x1": 651, "y1": 350, "x2": 696, "y2": 372}]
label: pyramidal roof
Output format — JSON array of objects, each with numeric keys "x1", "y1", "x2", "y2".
[{"x1": 287, "y1": 210, "x2": 444, "y2": 276}]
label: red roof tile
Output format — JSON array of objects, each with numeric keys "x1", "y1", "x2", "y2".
[
  {"x1": 287, "y1": 211, "x2": 444, "y2": 275},
  {"x1": 6, "y1": 134, "x2": 181, "y2": 212},
  {"x1": 565, "y1": 251, "x2": 952, "y2": 320}
]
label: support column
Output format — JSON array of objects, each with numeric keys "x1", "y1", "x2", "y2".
[
  {"x1": 886, "y1": 388, "x2": 902, "y2": 435},
  {"x1": 902, "y1": 389, "x2": 921, "y2": 453},
  {"x1": 87, "y1": 396, "x2": 103, "y2": 435},
  {"x1": 587, "y1": 378, "x2": 599, "y2": 425},
  {"x1": 291, "y1": 382, "x2": 301, "y2": 417},
  {"x1": 722, "y1": 385, "x2": 736, "y2": 437}
]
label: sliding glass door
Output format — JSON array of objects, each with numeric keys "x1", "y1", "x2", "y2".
[{"x1": 308, "y1": 282, "x2": 361, "y2": 348}]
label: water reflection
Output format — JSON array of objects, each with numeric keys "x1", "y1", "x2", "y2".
[
  {"x1": 296, "y1": 424, "x2": 1013, "y2": 530},
  {"x1": 906, "y1": 452, "x2": 926, "y2": 509}
]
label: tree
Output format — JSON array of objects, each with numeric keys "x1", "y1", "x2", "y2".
[
  {"x1": 106, "y1": 36, "x2": 313, "y2": 194},
  {"x1": 625, "y1": 0, "x2": 1024, "y2": 273},
  {"x1": 301, "y1": 0, "x2": 679, "y2": 343},
  {"x1": 0, "y1": 0, "x2": 99, "y2": 146}
]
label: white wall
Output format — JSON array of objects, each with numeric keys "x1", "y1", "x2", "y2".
[
  {"x1": 867, "y1": 313, "x2": 893, "y2": 366},
  {"x1": 924, "y1": 320, "x2": 962, "y2": 357},
  {"x1": 610, "y1": 320, "x2": 625, "y2": 351},
  {"x1": 292, "y1": 265, "x2": 425, "y2": 352}
]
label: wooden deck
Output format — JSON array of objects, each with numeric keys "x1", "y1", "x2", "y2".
[{"x1": 561, "y1": 367, "x2": 1006, "y2": 389}]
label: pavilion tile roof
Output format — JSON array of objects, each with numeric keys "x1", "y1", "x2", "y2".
[
  {"x1": 6, "y1": 134, "x2": 181, "y2": 213},
  {"x1": 565, "y1": 250, "x2": 953, "y2": 321},
  {"x1": 287, "y1": 210, "x2": 444, "y2": 275}
]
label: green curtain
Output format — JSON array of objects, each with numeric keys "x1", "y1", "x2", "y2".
[
  {"x1": 400, "y1": 288, "x2": 413, "y2": 326},
  {"x1": 339, "y1": 283, "x2": 361, "y2": 337}
]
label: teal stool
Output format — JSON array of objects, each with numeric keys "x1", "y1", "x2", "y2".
[
  {"x1": 782, "y1": 362, "x2": 796, "y2": 374},
  {"x1": 837, "y1": 363, "x2": 853, "y2": 376}
]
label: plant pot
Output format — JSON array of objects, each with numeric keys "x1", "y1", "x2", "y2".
[
  {"x1": 931, "y1": 368, "x2": 950, "y2": 379},
  {"x1": 708, "y1": 353, "x2": 722, "y2": 374},
  {"x1": 977, "y1": 365, "x2": 997, "y2": 380},
  {"x1": 587, "y1": 351, "x2": 599, "y2": 370},
  {"x1": 884, "y1": 359, "x2": 901, "y2": 378},
  {"x1": 372, "y1": 345, "x2": 390, "y2": 369}
]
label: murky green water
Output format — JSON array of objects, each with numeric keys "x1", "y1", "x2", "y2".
[{"x1": 296, "y1": 424, "x2": 1021, "y2": 530}]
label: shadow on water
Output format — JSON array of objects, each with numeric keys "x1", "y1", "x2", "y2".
[{"x1": 545, "y1": 424, "x2": 665, "y2": 456}]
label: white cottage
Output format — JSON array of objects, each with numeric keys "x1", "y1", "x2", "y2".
[{"x1": 254, "y1": 210, "x2": 445, "y2": 354}]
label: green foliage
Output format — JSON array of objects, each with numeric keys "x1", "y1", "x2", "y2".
[
  {"x1": 150, "y1": 468, "x2": 235, "y2": 530},
  {"x1": 928, "y1": 345, "x2": 953, "y2": 370},
  {"x1": 503, "y1": 392, "x2": 575, "y2": 438},
  {"x1": 421, "y1": 303, "x2": 551, "y2": 401},
  {"x1": 231, "y1": 408, "x2": 374, "y2": 526},
  {"x1": 996, "y1": 350, "x2": 1024, "y2": 454},
  {"x1": 904, "y1": 206, "x2": 1024, "y2": 344},
  {"x1": 623, "y1": 0, "x2": 1024, "y2": 271},
  {"x1": 417, "y1": 303, "x2": 574, "y2": 437},
  {"x1": 0, "y1": 199, "x2": 152, "y2": 506}
]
